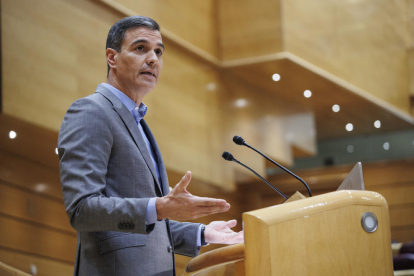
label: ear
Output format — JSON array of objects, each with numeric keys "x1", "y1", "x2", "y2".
[{"x1": 106, "y1": 48, "x2": 118, "y2": 71}]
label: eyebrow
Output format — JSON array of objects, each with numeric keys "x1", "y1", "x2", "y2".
[{"x1": 130, "y1": 39, "x2": 165, "y2": 50}]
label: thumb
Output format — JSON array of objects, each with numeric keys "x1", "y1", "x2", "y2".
[
  {"x1": 176, "y1": 171, "x2": 192, "y2": 190},
  {"x1": 226, "y1": 219, "x2": 237, "y2": 228}
]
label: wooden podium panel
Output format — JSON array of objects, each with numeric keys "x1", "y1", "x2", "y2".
[
  {"x1": 243, "y1": 190, "x2": 393, "y2": 276},
  {"x1": 185, "y1": 191, "x2": 393, "y2": 276}
]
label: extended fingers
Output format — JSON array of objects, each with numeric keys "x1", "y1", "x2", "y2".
[
  {"x1": 226, "y1": 219, "x2": 237, "y2": 228},
  {"x1": 193, "y1": 196, "x2": 229, "y2": 208}
]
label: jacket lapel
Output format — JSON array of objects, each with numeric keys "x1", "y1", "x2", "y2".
[
  {"x1": 95, "y1": 85, "x2": 164, "y2": 196},
  {"x1": 141, "y1": 119, "x2": 170, "y2": 196}
]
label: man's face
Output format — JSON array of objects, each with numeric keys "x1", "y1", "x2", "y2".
[{"x1": 113, "y1": 27, "x2": 164, "y2": 95}]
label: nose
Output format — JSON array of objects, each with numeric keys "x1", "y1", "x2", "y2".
[{"x1": 146, "y1": 50, "x2": 158, "y2": 66}]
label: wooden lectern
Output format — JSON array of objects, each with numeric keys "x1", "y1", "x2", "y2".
[{"x1": 183, "y1": 190, "x2": 393, "y2": 276}]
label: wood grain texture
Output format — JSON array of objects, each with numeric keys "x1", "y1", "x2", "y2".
[
  {"x1": 185, "y1": 243, "x2": 244, "y2": 273},
  {"x1": 240, "y1": 158, "x2": 414, "y2": 243},
  {"x1": 2, "y1": 0, "x2": 118, "y2": 131},
  {"x1": 217, "y1": 0, "x2": 283, "y2": 60},
  {"x1": 0, "y1": 183, "x2": 74, "y2": 234},
  {"x1": 111, "y1": 0, "x2": 218, "y2": 58},
  {"x1": 225, "y1": 55, "x2": 414, "y2": 140},
  {"x1": 282, "y1": 0, "x2": 412, "y2": 114},
  {"x1": 0, "y1": 248, "x2": 73, "y2": 276},
  {"x1": 0, "y1": 261, "x2": 31, "y2": 276},
  {"x1": 243, "y1": 191, "x2": 393, "y2": 276},
  {"x1": 0, "y1": 216, "x2": 76, "y2": 263}
]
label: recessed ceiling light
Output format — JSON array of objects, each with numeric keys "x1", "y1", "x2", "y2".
[
  {"x1": 383, "y1": 142, "x2": 390, "y2": 150},
  {"x1": 206, "y1": 83, "x2": 216, "y2": 91},
  {"x1": 374, "y1": 120, "x2": 381, "y2": 129},
  {"x1": 304, "y1": 90, "x2": 312, "y2": 98},
  {"x1": 332, "y1": 104, "x2": 340, "y2": 112},
  {"x1": 347, "y1": 145, "x2": 354, "y2": 153},
  {"x1": 9, "y1": 131, "x2": 17, "y2": 139},
  {"x1": 234, "y1": 99, "x2": 248, "y2": 108},
  {"x1": 272, "y1": 74, "x2": 281, "y2": 81},
  {"x1": 34, "y1": 183, "x2": 48, "y2": 192},
  {"x1": 345, "y1": 123, "x2": 353, "y2": 132}
]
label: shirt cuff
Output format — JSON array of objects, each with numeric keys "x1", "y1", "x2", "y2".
[
  {"x1": 197, "y1": 224, "x2": 202, "y2": 248},
  {"x1": 145, "y1": 198, "x2": 158, "y2": 225}
]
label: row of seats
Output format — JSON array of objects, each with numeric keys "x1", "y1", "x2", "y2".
[{"x1": 393, "y1": 241, "x2": 414, "y2": 275}]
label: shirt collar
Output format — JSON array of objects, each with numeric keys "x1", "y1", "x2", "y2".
[{"x1": 101, "y1": 83, "x2": 147, "y2": 119}]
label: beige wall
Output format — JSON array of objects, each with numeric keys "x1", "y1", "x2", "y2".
[
  {"x1": 2, "y1": 0, "x2": 236, "y2": 189},
  {"x1": 115, "y1": 0, "x2": 219, "y2": 57},
  {"x1": 282, "y1": 0, "x2": 412, "y2": 113}
]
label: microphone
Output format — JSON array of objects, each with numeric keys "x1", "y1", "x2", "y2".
[
  {"x1": 222, "y1": 152, "x2": 288, "y2": 199},
  {"x1": 232, "y1": 136, "x2": 312, "y2": 197}
]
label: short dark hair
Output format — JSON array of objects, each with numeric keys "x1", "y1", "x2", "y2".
[{"x1": 106, "y1": 15, "x2": 160, "y2": 76}]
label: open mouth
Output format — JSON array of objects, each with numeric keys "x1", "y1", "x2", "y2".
[{"x1": 140, "y1": 71, "x2": 156, "y2": 77}]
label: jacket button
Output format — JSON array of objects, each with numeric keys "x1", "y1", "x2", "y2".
[{"x1": 168, "y1": 246, "x2": 173, "y2": 253}]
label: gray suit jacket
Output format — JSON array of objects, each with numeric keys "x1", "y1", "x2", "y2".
[{"x1": 58, "y1": 85, "x2": 200, "y2": 276}]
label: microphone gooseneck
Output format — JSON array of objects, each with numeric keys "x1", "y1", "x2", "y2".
[
  {"x1": 222, "y1": 151, "x2": 288, "y2": 199},
  {"x1": 232, "y1": 135, "x2": 312, "y2": 197}
]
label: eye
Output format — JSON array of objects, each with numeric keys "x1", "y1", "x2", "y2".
[
  {"x1": 155, "y1": 49, "x2": 163, "y2": 56},
  {"x1": 136, "y1": 45, "x2": 144, "y2": 51}
]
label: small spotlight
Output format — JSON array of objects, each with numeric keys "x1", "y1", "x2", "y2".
[
  {"x1": 304, "y1": 90, "x2": 312, "y2": 98},
  {"x1": 206, "y1": 83, "x2": 216, "y2": 91},
  {"x1": 383, "y1": 142, "x2": 390, "y2": 150},
  {"x1": 272, "y1": 74, "x2": 281, "y2": 81},
  {"x1": 347, "y1": 145, "x2": 354, "y2": 153},
  {"x1": 55, "y1": 148, "x2": 59, "y2": 155},
  {"x1": 234, "y1": 99, "x2": 248, "y2": 108},
  {"x1": 374, "y1": 120, "x2": 381, "y2": 129},
  {"x1": 332, "y1": 104, "x2": 340, "y2": 112},
  {"x1": 345, "y1": 123, "x2": 353, "y2": 132},
  {"x1": 9, "y1": 131, "x2": 17, "y2": 139}
]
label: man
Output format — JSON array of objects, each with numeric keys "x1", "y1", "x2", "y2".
[{"x1": 58, "y1": 15, "x2": 243, "y2": 276}]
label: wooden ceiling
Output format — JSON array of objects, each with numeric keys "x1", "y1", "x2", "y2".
[{"x1": 222, "y1": 52, "x2": 414, "y2": 140}]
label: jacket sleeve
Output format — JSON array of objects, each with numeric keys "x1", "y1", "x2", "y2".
[
  {"x1": 58, "y1": 98, "x2": 152, "y2": 235},
  {"x1": 169, "y1": 220, "x2": 201, "y2": 257}
]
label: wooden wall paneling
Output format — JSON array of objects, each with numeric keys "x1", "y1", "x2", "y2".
[
  {"x1": 2, "y1": 0, "x2": 121, "y2": 131},
  {"x1": 390, "y1": 226, "x2": 414, "y2": 243},
  {"x1": 0, "y1": 248, "x2": 73, "y2": 276},
  {"x1": 0, "y1": 216, "x2": 76, "y2": 263},
  {"x1": 219, "y1": 73, "x2": 315, "y2": 170},
  {"x1": 371, "y1": 183, "x2": 414, "y2": 207},
  {"x1": 107, "y1": 0, "x2": 219, "y2": 58},
  {"x1": 0, "y1": 151, "x2": 62, "y2": 200},
  {"x1": 282, "y1": 0, "x2": 411, "y2": 113},
  {"x1": 217, "y1": 0, "x2": 283, "y2": 60},
  {"x1": 389, "y1": 205, "x2": 414, "y2": 228},
  {"x1": 0, "y1": 182, "x2": 74, "y2": 234},
  {"x1": 0, "y1": 115, "x2": 59, "y2": 170},
  {"x1": 225, "y1": 56, "x2": 414, "y2": 140}
]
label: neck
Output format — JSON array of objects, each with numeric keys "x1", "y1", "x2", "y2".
[{"x1": 106, "y1": 75, "x2": 144, "y2": 106}]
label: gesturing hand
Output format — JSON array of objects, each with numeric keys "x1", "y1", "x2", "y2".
[
  {"x1": 156, "y1": 171, "x2": 230, "y2": 220},
  {"x1": 204, "y1": 220, "x2": 244, "y2": 244}
]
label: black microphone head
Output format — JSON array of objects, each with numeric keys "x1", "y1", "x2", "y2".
[
  {"x1": 233, "y1": 136, "x2": 245, "y2": 145},
  {"x1": 222, "y1": 151, "x2": 235, "y2": 161}
]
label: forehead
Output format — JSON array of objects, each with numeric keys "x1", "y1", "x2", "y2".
[{"x1": 122, "y1": 27, "x2": 163, "y2": 46}]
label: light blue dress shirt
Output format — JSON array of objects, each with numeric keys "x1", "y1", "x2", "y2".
[{"x1": 102, "y1": 83, "x2": 202, "y2": 246}]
